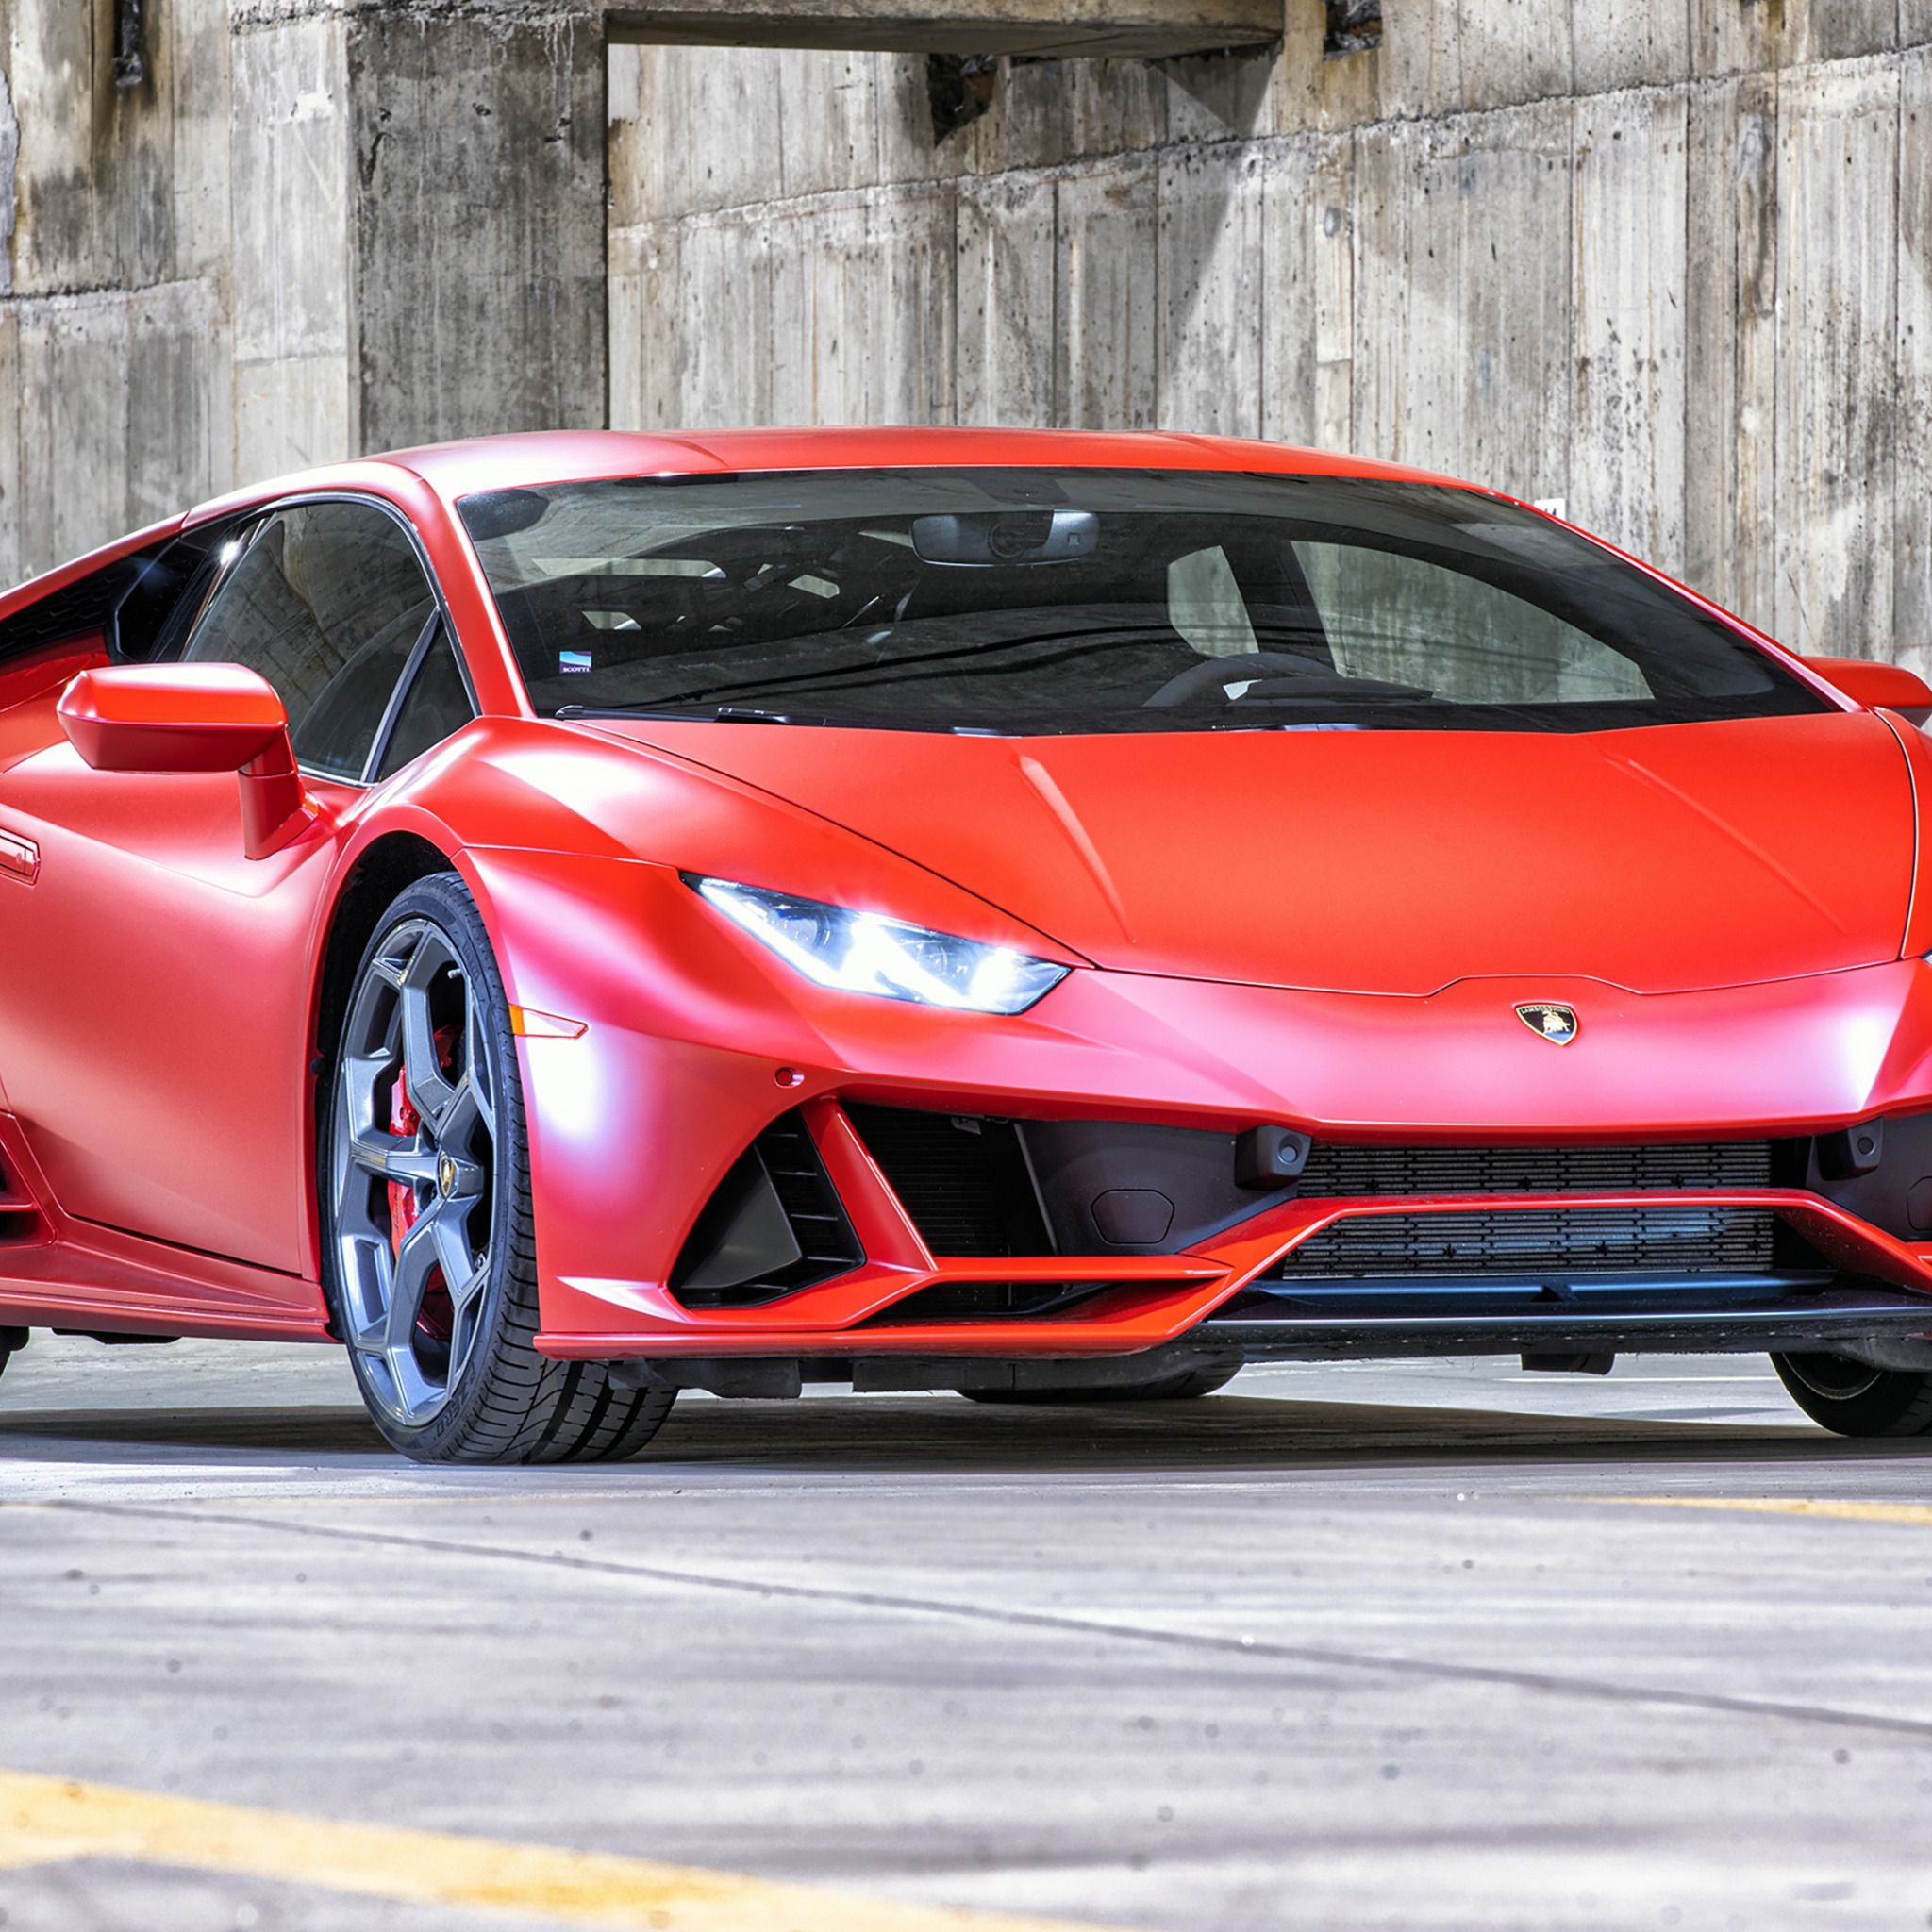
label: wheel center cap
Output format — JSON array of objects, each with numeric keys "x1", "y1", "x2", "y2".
[{"x1": 436, "y1": 1153, "x2": 458, "y2": 1200}]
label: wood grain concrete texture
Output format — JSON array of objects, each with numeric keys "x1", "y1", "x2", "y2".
[
  {"x1": 6, "y1": 0, "x2": 1932, "y2": 666},
  {"x1": 0, "y1": 0, "x2": 234, "y2": 586},
  {"x1": 348, "y1": 12, "x2": 608, "y2": 455},
  {"x1": 0, "y1": 0, "x2": 608, "y2": 584},
  {"x1": 229, "y1": 12, "x2": 356, "y2": 494},
  {"x1": 608, "y1": 0, "x2": 1932, "y2": 663}
]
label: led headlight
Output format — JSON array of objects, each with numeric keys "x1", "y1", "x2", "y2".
[{"x1": 687, "y1": 875, "x2": 1069, "y2": 1014}]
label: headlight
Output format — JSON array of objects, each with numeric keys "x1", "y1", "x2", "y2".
[{"x1": 687, "y1": 875, "x2": 1069, "y2": 1014}]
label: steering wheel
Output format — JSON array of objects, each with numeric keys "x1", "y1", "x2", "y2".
[{"x1": 1143, "y1": 651, "x2": 1355, "y2": 708}]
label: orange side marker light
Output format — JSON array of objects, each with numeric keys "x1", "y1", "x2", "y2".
[{"x1": 508, "y1": 1006, "x2": 588, "y2": 1040}]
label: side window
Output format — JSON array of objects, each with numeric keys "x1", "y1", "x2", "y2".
[
  {"x1": 375, "y1": 633, "x2": 476, "y2": 781},
  {"x1": 116, "y1": 526, "x2": 235, "y2": 662},
  {"x1": 1291, "y1": 541, "x2": 1652, "y2": 704},
  {"x1": 1166, "y1": 547, "x2": 1257, "y2": 659},
  {"x1": 181, "y1": 501, "x2": 438, "y2": 781}
]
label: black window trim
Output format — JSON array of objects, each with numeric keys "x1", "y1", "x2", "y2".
[
  {"x1": 173, "y1": 490, "x2": 479, "y2": 790},
  {"x1": 360, "y1": 611, "x2": 443, "y2": 785}
]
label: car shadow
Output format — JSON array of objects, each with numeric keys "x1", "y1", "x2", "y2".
[
  {"x1": 3, "y1": 1392, "x2": 1930, "y2": 1470},
  {"x1": 0, "y1": 1405, "x2": 391, "y2": 1460}
]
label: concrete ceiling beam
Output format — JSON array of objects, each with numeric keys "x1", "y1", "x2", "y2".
[{"x1": 603, "y1": 0, "x2": 1283, "y2": 59}]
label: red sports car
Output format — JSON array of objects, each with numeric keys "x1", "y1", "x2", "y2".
[{"x1": 3, "y1": 427, "x2": 1932, "y2": 1460}]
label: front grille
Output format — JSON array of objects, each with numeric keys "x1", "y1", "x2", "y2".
[
  {"x1": 845, "y1": 1105, "x2": 1050, "y2": 1256},
  {"x1": 1272, "y1": 1205, "x2": 1777, "y2": 1280},
  {"x1": 1295, "y1": 1141, "x2": 1774, "y2": 1198}
]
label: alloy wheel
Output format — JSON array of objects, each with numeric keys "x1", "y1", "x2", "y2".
[{"x1": 332, "y1": 916, "x2": 498, "y2": 1428}]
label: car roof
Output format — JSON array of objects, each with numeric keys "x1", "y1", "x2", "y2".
[
  {"x1": 0, "y1": 428, "x2": 1493, "y2": 626},
  {"x1": 182, "y1": 425, "x2": 1486, "y2": 527},
  {"x1": 391, "y1": 425, "x2": 1474, "y2": 496}
]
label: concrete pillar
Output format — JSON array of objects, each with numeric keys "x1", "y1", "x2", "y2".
[
  {"x1": 0, "y1": 0, "x2": 235, "y2": 584},
  {"x1": 231, "y1": 3, "x2": 608, "y2": 483}
]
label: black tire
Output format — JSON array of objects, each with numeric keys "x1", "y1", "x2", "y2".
[
  {"x1": 1771, "y1": 1351, "x2": 1932, "y2": 1437},
  {"x1": 323, "y1": 873, "x2": 675, "y2": 1463},
  {"x1": 963, "y1": 1364, "x2": 1241, "y2": 1406}
]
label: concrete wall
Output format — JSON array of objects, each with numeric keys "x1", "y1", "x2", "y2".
[
  {"x1": 609, "y1": 0, "x2": 1932, "y2": 665},
  {"x1": 3, "y1": 0, "x2": 1928, "y2": 670},
  {"x1": 0, "y1": 0, "x2": 235, "y2": 586},
  {"x1": 0, "y1": 0, "x2": 606, "y2": 590}
]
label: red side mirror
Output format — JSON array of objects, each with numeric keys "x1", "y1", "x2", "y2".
[
  {"x1": 58, "y1": 663, "x2": 288, "y2": 772},
  {"x1": 58, "y1": 665, "x2": 318, "y2": 859},
  {"x1": 1800, "y1": 654, "x2": 1932, "y2": 725}
]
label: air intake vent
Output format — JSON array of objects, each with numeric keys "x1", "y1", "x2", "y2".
[
  {"x1": 1296, "y1": 1141, "x2": 1773, "y2": 1198},
  {"x1": 1272, "y1": 1205, "x2": 1777, "y2": 1281},
  {"x1": 845, "y1": 1105, "x2": 1050, "y2": 1256},
  {"x1": 0, "y1": 1150, "x2": 38, "y2": 1242},
  {"x1": 668, "y1": 1111, "x2": 862, "y2": 1310}
]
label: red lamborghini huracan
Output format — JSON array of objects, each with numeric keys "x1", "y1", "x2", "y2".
[{"x1": 4, "y1": 426, "x2": 1932, "y2": 1461}]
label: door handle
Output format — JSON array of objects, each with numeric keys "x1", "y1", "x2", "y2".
[{"x1": 0, "y1": 830, "x2": 40, "y2": 883}]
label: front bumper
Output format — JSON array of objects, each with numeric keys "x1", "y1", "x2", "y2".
[
  {"x1": 485, "y1": 856, "x2": 1932, "y2": 1362},
  {"x1": 539, "y1": 1103, "x2": 1932, "y2": 1360}
]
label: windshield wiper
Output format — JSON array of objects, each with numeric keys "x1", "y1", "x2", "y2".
[
  {"x1": 625, "y1": 623, "x2": 1180, "y2": 708},
  {"x1": 556, "y1": 702, "x2": 837, "y2": 725},
  {"x1": 556, "y1": 701, "x2": 950, "y2": 731}
]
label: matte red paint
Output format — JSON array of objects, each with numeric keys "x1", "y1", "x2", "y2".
[
  {"x1": 58, "y1": 664, "x2": 319, "y2": 859},
  {"x1": 58, "y1": 664, "x2": 291, "y2": 774},
  {"x1": 1803, "y1": 655, "x2": 1932, "y2": 716},
  {"x1": 0, "y1": 426, "x2": 1925, "y2": 1358},
  {"x1": 599, "y1": 713, "x2": 1913, "y2": 995}
]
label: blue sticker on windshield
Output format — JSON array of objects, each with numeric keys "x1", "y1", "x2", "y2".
[{"x1": 559, "y1": 650, "x2": 592, "y2": 674}]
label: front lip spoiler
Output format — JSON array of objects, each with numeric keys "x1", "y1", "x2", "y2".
[
  {"x1": 541, "y1": 1120, "x2": 1932, "y2": 1357},
  {"x1": 1206, "y1": 1272, "x2": 1932, "y2": 1359}
]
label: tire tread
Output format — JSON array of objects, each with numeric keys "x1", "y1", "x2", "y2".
[{"x1": 1771, "y1": 1351, "x2": 1932, "y2": 1438}]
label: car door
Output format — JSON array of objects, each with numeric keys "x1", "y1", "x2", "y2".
[{"x1": 0, "y1": 497, "x2": 452, "y2": 1281}]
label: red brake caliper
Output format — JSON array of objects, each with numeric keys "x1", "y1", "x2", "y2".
[
  {"x1": 386, "y1": 1069, "x2": 422, "y2": 1257},
  {"x1": 388, "y1": 1025, "x2": 461, "y2": 1344}
]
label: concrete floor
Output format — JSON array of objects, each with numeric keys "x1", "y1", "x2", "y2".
[{"x1": 3, "y1": 1335, "x2": 1931, "y2": 1931}]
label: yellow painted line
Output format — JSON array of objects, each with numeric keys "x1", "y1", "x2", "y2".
[
  {"x1": 1597, "y1": 1496, "x2": 1932, "y2": 1528},
  {"x1": 0, "y1": 1771, "x2": 1113, "y2": 1932}
]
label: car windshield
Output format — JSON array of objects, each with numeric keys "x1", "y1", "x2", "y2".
[{"x1": 458, "y1": 468, "x2": 1826, "y2": 735}]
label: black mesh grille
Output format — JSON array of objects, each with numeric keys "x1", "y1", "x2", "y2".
[
  {"x1": 845, "y1": 1105, "x2": 1050, "y2": 1256},
  {"x1": 1296, "y1": 1141, "x2": 1773, "y2": 1197},
  {"x1": 1272, "y1": 1205, "x2": 1777, "y2": 1280}
]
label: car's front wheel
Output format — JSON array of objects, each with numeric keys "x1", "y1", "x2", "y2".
[
  {"x1": 1771, "y1": 1351, "x2": 1932, "y2": 1437},
  {"x1": 325, "y1": 873, "x2": 675, "y2": 1462}
]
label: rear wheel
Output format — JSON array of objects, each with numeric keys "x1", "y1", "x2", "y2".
[
  {"x1": 325, "y1": 874, "x2": 675, "y2": 1462},
  {"x1": 963, "y1": 1363, "x2": 1241, "y2": 1406},
  {"x1": 1771, "y1": 1351, "x2": 1932, "y2": 1437}
]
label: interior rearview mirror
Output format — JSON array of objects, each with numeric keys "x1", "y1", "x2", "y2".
[{"x1": 911, "y1": 509, "x2": 1098, "y2": 566}]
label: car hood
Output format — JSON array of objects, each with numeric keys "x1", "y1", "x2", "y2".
[{"x1": 591, "y1": 713, "x2": 1916, "y2": 996}]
